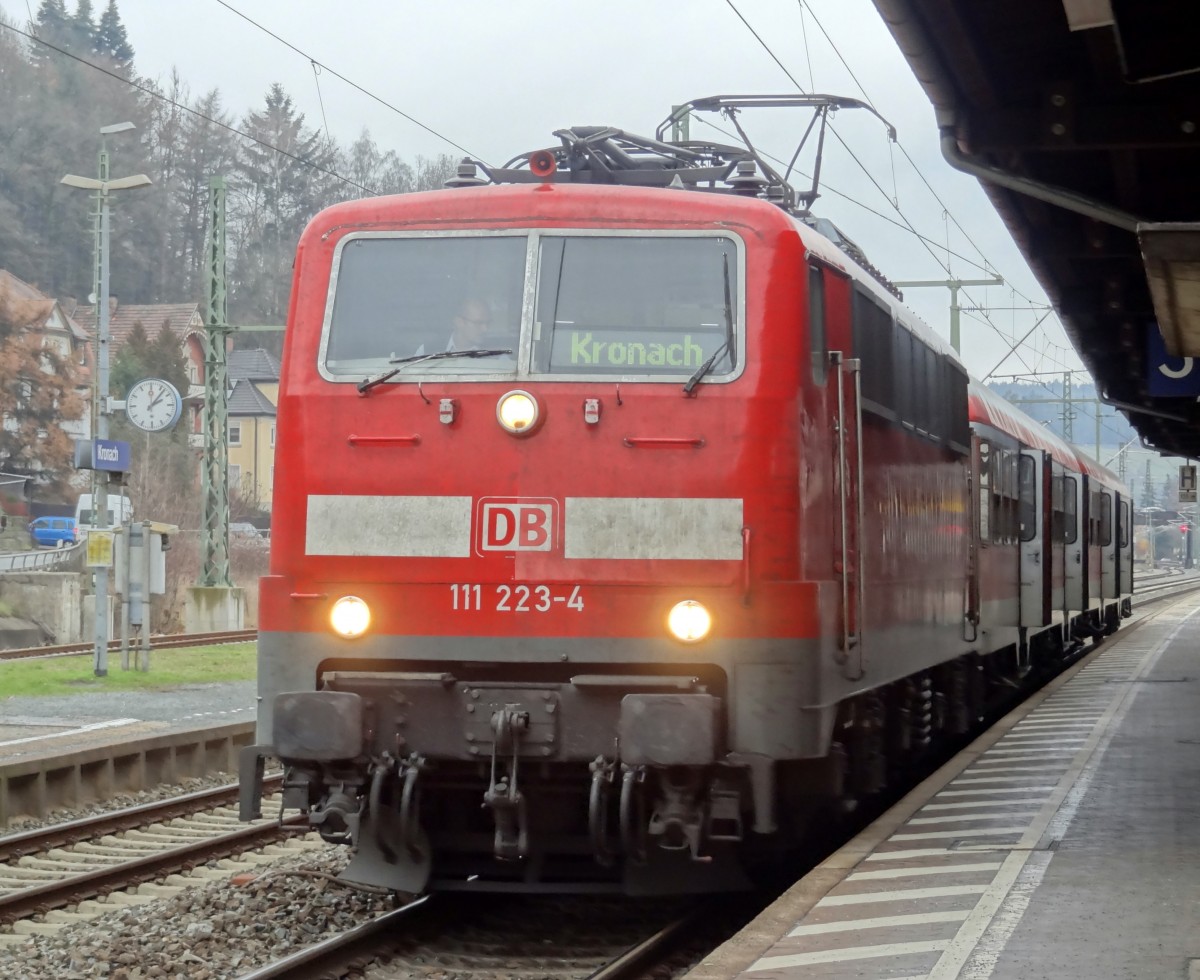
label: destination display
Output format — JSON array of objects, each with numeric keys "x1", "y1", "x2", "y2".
[{"x1": 546, "y1": 326, "x2": 730, "y2": 375}]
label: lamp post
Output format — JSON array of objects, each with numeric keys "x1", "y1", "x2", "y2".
[{"x1": 62, "y1": 123, "x2": 151, "y2": 677}]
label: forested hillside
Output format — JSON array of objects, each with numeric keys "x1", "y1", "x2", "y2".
[{"x1": 0, "y1": 0, "x2": 456, "y2": 339}]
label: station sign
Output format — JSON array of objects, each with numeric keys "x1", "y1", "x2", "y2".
[
  {"x1": 1146, "y1": 327, "x2": 1200, "y2": 396},
  {"x1": 73, "y1": 438, "x2": 130, "y2": 473}
]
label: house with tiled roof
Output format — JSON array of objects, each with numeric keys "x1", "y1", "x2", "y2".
[
  {"x1": 0, "y1": 270, "x2": 91, "y2": 447},
  {"x1": 71, "y1": 299, "x2": 206, "y2": 401},
  {"x1": 227, "y1": 348, "x2": 279, "y2": 511}
]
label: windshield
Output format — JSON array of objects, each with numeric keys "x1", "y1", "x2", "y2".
[
  {"x1": 321, "y1": 232, "x2": 740, "y2": 382},
  {"x1": 324, "y1": 235, "x2": 527, "y2": 374}
]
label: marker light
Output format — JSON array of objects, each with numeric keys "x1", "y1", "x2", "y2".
[
  {"x1": 497, "y1": 390, "x2": 540, "y2": 434},
  {"x1": 330, "y1": 596, "x2": 371, "y2": 638},
  {"x1": 667, "y1": 600, "x2": 712, "y2": 643}
]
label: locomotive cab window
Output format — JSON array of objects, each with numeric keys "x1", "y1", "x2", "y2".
[
  {"x1": 533, "y1": 235, "x2": 739, "y2": 379},
  {"x1": 323, "y1": 234, "x2": 527, "y2": 375}
]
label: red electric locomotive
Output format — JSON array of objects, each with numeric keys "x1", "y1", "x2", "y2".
[{"x1": 240, "y1": 98, "x2": 1133, "y2": 895}]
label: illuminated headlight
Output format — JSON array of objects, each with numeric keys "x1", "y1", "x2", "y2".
[
  {"x1": 667, "y1": 600, "x2": 712, "y2": 643},
  {"x1": 497, "y1": 390, "x2": 540, "y2": 434},
  {"x1": 330, "y1": 596, "x2": 371, "y2": 638}
]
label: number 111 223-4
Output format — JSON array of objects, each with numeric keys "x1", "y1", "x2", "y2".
[{"x1": 450, "y1": 583, "x2": 584, "y2": 612}]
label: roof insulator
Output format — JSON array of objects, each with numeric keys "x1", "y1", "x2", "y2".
[
  {"x1": 668, "y1": 174, "x2": 686, "y2": 189},
  {"x1": 725, "y1": 159, "x2": 768, "y2": 196},
  {"x1": 445, "y1": 158, "x2": 488, "y2": 188}
]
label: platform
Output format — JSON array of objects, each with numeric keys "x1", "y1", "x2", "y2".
[{"x1": 687, "y1": 594, "x2": 1200, "y2": 980}]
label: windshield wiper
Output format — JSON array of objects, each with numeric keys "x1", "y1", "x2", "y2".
[
  {"x1": 683, "y1": 252, "x2": 736, "y2": 394},
  {"x1": 357, "y1": 348, "x2": 513, "y2": 394}
]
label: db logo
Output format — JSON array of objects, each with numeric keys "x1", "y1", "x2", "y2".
[{"x1": 476, "y1": 497, "x2": 557, "y2": 554}]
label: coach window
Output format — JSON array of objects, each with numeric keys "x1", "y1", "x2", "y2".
[
  {"x1": 1100, "y1": 492, "x2": 1113, "y2": 547},
  {"x1": 1062, "y1": 476, "x2": 1078, "y2": 544},
  {"x1": 948, "y1": 364, "x2": 970, "y2": 450},
  {"x1": 1118, "y1": 499, "x2": 1130, "y2": 548},
  {"x1": 1089, "y1": 490, "x2": 1103, "y2": 543},
  {"x1": 852, "y1": 288, "x2": 895, "y2": 417},
  {"x1": 989, "y1": 449, "x2": 1003, "y2": 543},
  {"x1": 1018, "y1": 454, "x2": 1037, "y2": 542},
  {"x1": 808, "y1": 264, "x2": 826, "y2": 384},
  {"x1": 1050, "y1": 474, "x2": 1065, "y2": 543},
  {"x1": 893, "y1": 326, "x2": 913, "y2": 424},
  {"x1": 978, "y1": 441, "x2": 991, "y2": 543},
  {"x1": 1003, "y1": 452, "x2": 1020, "y2": 543}
]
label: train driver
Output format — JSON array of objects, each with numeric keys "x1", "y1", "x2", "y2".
[{"x1": 415, "y1": 298, "x2": 493, "y2": 355}]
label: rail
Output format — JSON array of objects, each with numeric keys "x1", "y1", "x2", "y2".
[{"x1": 0, "y1": 628, "x2": 257, "y2": 662}]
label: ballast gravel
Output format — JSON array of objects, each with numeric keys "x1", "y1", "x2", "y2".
[
  {"x1": 0, "y1": 773, "x2": 244, "y2": 837},
  {"x1": 0, "y1": 845, "x2": 394, "y2": 979}
]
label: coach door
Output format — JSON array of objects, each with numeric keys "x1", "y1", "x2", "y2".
[
  {"x1": 1118, "y1": 497, "x2": 1133, "y2": 597},
  {"x1": 1048, "y1": 462, "x2": 1067, "y2": 623},
  {"x1": 1063, "y1": 473, "x2": 1085, "y2": 615},
  {"x1": 1019, "y1": 450, "x2": 1051, "y2": 627},
  {"x1": 1100, "y1": 489, "x2": 1117, "y2": 601}
]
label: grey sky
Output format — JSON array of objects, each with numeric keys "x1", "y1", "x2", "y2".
[{"x1": 2, "y1": 0, "x2": 1089, "y2": 384}]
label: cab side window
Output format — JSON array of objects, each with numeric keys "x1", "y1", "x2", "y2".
[{"x1": 808, "y1": 264, "x2": 826, "y2": 385}]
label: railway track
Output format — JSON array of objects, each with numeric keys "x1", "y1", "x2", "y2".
[
  {"x1": 238, "y1": 893, "x2": 710, "y2": 980},
  {"x1": 0, "y1": 775, "x2": 304, "y2": 936},
  {"x1": 0, "y1": 628, "x2": 257, "y2": 662}
]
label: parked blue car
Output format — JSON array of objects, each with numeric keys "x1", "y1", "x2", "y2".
[{"x1": 28, "y1": 516, "x2": 77, "y2": 548}]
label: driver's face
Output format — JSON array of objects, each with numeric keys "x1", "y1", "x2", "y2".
[{"x1": 455, "y1": 304, "x2": 491, "y2": 347}]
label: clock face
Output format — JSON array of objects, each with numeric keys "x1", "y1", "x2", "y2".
[{"x1": 125, "y1": 378, "x2": 182, "y2": 432}]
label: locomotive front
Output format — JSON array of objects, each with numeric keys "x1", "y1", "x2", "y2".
[{"x1": 240, "y1": 162, "x2": 821, "y2": 894}]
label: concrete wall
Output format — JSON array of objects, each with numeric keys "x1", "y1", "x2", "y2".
[
  {"x1": 0, "y1": 572, "x2": 84, "y2": 644},
  {"x1": 185, "y1": 586, "x2": 246, "y2": 632}
]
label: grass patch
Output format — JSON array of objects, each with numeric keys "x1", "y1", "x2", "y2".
[{"x1": 0, "y1": 642, "x2": 256, "y2": 698}]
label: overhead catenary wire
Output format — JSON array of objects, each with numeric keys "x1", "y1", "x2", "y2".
[
  {"x1": 723, "y1": 0, "x2": 1130, "y2": 445},
  {"x1": 212, "y1": 0, "x2": 484, "y2": 163},
  {"x1": 722, "y1": 0, "x2": 1080, "y2": 382},
  {"x1": 793, "y1": 0, "x2": 1076, "y2": 353},
  {"x1": 0, "y1": 22, "x2": 382, "y2": 197}
]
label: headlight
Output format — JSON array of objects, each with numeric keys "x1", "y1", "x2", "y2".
[
  {"x1": 330, "y1": 595, "x2": 371, "y2": 638},
  {"x1": 497, "y1": 390, "x2": 540, "y2": 434},
  {"x1": 667, "y1": 600, "x2": 712, "y2": 642}
]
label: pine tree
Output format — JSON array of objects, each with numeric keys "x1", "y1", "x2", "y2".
[
  {"x1": 109, "y1": 319, "x2": 151, "y2": 397},
  {"x1": 67, "y1": 0, "x2": 95, "y2": 56},
  {"x1": 94, "y1": 0, "x2": 134, "y2": 74},
  {"x1": 232, "y1": 84, "x2": 341, "y2": 339}
]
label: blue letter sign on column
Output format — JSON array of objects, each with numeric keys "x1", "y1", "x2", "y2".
[
  {"x1": 92, "y1": 439, "x2": 130, "y2": 472},
  {"x1": 1147, "y1": 326, "x2": 1200, "y2": 396}
]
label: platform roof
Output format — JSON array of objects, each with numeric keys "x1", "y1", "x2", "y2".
[{"x1": 872, "y1": 0, "x2": 1200, "y2": 457}]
